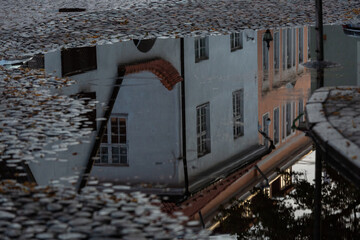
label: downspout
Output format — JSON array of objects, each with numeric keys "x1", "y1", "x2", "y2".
[
  {"x1": 181, "y1": 38, "x2": 190, "y2": 196},
  {"x1": 77, "y1": 66, "x2": 125, "y2": 193},
  {"x1": 314, "y1": 0, "x2": 324, "y2": 239}
]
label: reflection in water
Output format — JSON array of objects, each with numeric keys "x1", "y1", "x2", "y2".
[
  {"x1": 21, "y1": 26, "x2": 312, "y2": 199},
  {"x1": 2, "y1": 22, "x2": 359, "y2": 238},
  {"x1": 309, "y1": 25, "x2": 360, "y2": 89},
  {"x1": 213, "y1": 151, "x2": 360, "y2": 239}
]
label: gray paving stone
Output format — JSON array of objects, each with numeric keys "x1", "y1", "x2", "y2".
[
  {"x1": 307, "y1": 86, "x2": 360, "y2": 181},
  {"x1": 308, "y1": 91, "x2": 329, "y2": 103},
  {"x1": 1, "y1": 0, "x2": 360, "y2": 60},
  {"x1": 306, "y1": 103, "x2": 326, "y2": 124}
]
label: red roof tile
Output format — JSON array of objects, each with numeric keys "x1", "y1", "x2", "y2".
[
  {"x1": 124, "y1": 59, "x2": 183, "y2": 90},
  {"x1": 160, "y1": 160, "x2": 260, "y2": 219}
]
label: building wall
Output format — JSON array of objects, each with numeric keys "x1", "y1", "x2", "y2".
[
  {"x1": 32, "y1": 39, "x2": 182, "y2": 186},
  {"x1": 309, "y1": 25, "x2": 359, "y2": 89},
  {"x1": 91, "y1": 71, "x2": 181, "y2": 187},
  {"x1": 257, "y1": 26, "x2": 311, "y2": 154},
  {"x1": 182, "y1": 31, "x2": 259, "y2": 184}
]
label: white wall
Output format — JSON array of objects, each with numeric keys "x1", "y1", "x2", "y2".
[
  {"x1": 32, "y1": 39, "x2": 182, "y2": 186},
  {"x1": 181, "y1": 32, "x2": 259, "y2": 183},
  {"x1": 91, "y1": 71, "x2": 181, "y2": 187}
]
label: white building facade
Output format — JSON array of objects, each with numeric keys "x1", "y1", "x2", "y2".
[{"x1": 31, "y1": 31, "x2": 266, "y2": 194}]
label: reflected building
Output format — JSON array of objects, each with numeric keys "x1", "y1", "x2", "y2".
[
  {"x1": 309, "y1": 25, "x2": 360, "y2": 88},
  {"x1": 30, "y1": 30, "x2": 270, "y2": 194},
  {"x1": 257, "y1": 26, "x2": 312, "y2": 181}
]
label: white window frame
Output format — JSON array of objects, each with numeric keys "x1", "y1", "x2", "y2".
[
  {"x1": 230, "y1": 32, "x2": 243, "y2": 51},
  {"x1": 197, "y1": 103, "x2": 211, "y2": 157},
  {"x1": 195, "y1": 37, "x2": 209, "y2": 62},
  {"x1": 96, "y1": 114, "x2": 128, "y2": 166},
  {"x1": 233, "y1": 89, "x2": 244, "y2": 138}
]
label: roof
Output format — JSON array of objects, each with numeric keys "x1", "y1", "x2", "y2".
[{"x1": 124, "y1": 59, "x2": 183, "y2": 90}]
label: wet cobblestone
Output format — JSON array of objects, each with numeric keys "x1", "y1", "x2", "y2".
[
  {"x1": 0, "y1": 181, "x2": 208, "y2": 240},
  {"x1": 1, "y1": 0, "x2": 360, "y2": 59},
  {"x1": 306, "y1": 87, "x2": 360, "y2": 184}
]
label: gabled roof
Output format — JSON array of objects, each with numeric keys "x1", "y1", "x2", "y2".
[{"x1": 124, "y1": 59, "x2": 183, "y2": 90}]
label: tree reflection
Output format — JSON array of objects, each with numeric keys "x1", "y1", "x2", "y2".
[{"x1": 214, "y1": 165, "x2": 360, "y2": 239}]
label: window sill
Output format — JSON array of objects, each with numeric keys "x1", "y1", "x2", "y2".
[
  {"x1": 197, "y1": 151, "x2": 210, "y2": 158},
  {"x1": 62, "y1": 66, "x2": 97, "y2": 77},
  {"x1": 94, "y1": 163, "x2": 129, "y2": 167},
  {"x1": 234, "y1": 134, "x2": 244, "y2": 139},
  {"x1": 195, "y1": 56, "x2": 209, "y2": 63},
  {"x1": 231, "y1": 47, "x2": 243, "y2": 52}
]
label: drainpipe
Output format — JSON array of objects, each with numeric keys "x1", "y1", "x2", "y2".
[
  {"x1": 314, "y1": 0, "x2": 324, "y2": 239},
  {"x1": 181, "y1": 37, "x2": 190, "y2": 196},
  {"x1": 77, "y1": 67, "x2": 125, "y2": 193}
]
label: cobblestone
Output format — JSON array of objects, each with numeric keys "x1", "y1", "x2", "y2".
[
  {"x1": 0, "y1": 181, "x2": 208, "y2": 239},
  {"x1": 1, "y1": 0, "x2": 360, "y2": 59},
  {"x1": 306, "y1": 86, "x2": 360, "y2": 185}
]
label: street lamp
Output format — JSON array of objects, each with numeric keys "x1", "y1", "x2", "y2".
[{"x1": 263, "y1": 29, "x2": 273, "y2": 50}]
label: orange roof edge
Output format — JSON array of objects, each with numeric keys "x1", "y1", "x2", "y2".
[{"x1": 124, "y1": 59, "x2": 183, "y2": 90}]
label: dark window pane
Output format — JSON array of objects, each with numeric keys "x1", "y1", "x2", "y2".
[
  {"x1": 61, "y1": 47, "x2": 97, "y2": 77},
  {"x1": 112, "y1": 147, "x2": 120, "y2": 163},
  {"x1": 101, "y1": 126, "x2": 108, "y2": 143},
  {"x1": 101, "y1": 147, "x2": 108, "y2": 163}
]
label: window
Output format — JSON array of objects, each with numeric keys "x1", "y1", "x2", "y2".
[
  {"x1": 281, "y1": 168, "x2": 292, "y2": 189},
  {"x1": 282, "y1": 29, "x2": 286, "y2": 70},
  {"x1": 292, "y1": 29, "x2": 296, "y2": 67},
  {"x1": 96, "y1": 116, "x2": 128, "y2": 165},
  {"x1": 292, "y1": 101, "x2": 296, "y2": 133},
  {"x1": 298, "y1": 28, "x2": 304, "y2": 63},
  {"x1": 299, "y1": 99, "x2": 304, "y2": 122},
  {"x1": 282, "y1": 104, "x2": 286, "y2": 140},
  {"x1": 195, "y1": 37, "x2": 209, "y2": 62},
  {"x1": 274, "y1": 32, "x2": 280, "y2": 73},
  {"x1": 286, "y1": 102, "x2": 292, "y2": 136},
  {"x1": 197, "y1": 103, "x2": 210, "y2": 157},
  {"x1": 273, "y1": 107, "x2": 280, "y2": 145},
  {"x1": 61, "y1": 46, "x2": 97, "y2": 77},
  {"x1": 262, "y1": 113, "x2": 270, "y2": 146},
  {"x1": 233, "y1": 90, "x2": 244, "y2": 138},
  {"x1": 262, "y1": 33, "x2": 269, "y2": 80},
  {"x1": 287, "y1": 29, "x2": 292, "y2": 69},
  {"x1": 230, "y1": 32, "x2": 243, "y2": 51}
]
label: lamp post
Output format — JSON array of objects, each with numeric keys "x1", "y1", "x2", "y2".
[{"x1": 263, "y1": 29, "x2": 273, "y2": 50}]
